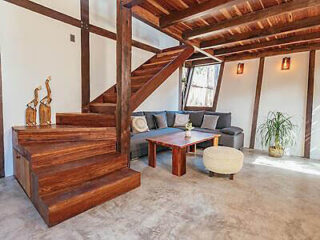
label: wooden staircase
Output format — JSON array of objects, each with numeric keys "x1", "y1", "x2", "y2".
[
  {"x1": 56, "y1": 45, "x2": 194, "y2": 127},
  {"x1": 12, "y1": 45, "x2": 192, "y2": 226},
  {"x1": 12, "y1": 125, "x2": 140, "y2": 226}
]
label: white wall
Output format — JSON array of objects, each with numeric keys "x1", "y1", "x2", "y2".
[
  {"x1": 218, "y1": 51, "x2": 320, "y2": 159},
  {"x1": 0, "y1": 0, "x2": 179, "y2": 176}
]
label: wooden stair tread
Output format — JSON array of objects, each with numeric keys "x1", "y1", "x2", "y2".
[
  {"x1": 13, "y1": 124, "x2": 114, "y2": 133},
  {"x1": 35, "y1": 152, "x2": 124, "y2": 177},
  {"x1": 43, "y1": 168, "x2": 139, "y2": 205},
  {"x1": 90, "y1": 103, "x2": 116, "y2": 107},
  {"x1": 56, "y1": 113, "x2": 116, "y2": 127},
  {"x1": 23, "y1": 141, "x2": 114, "y2": 157}
]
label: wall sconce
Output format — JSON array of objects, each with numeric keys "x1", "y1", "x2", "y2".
[
  {"x1": 237, "y1": 63, "x2": 244, "y2": 74},
  {"x1": 281, "y1": 57, "x2": 291, "y2": 70}
]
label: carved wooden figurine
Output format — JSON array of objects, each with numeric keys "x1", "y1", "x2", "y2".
[
  {"x1": 39, "y1": 76, "x2": 52, "y2": 125},
  {"x1": 26, "y1": 86, "x2": 42, "y2": 126}
]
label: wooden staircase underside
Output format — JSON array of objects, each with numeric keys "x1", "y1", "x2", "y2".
[
  {"x1": 12, "y1": 125, "x2": 140, "y2": 226},
  {"x1": 56, "y1": 45, "x2": 194, "y2": 127}
]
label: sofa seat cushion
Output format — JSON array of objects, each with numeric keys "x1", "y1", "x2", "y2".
[{"x1": 192, "y1": 127, "x2": 221, "y2": 135}]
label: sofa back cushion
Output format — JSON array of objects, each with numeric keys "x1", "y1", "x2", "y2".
[
  {"x1": 166, "y1": 111, "x2": 183, "y2": 127},
  {"x1": 153, "y1": 113, "x2": 168, "y2": 129},
  {"x1": 205, "y1": 111, "x2": 231, "y2": 129},
  {"x1": 144, "y1": 111, "x2": 166, "y2": 129},
  {"x1": 132, "y1": 111, "x2": 145, "y2": 117},
  {"x1": 183, "y1": 111, "x2": 204, "y2": 127}
]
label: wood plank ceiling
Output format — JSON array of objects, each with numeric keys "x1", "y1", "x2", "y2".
[{"x1": 126, "y1": 0, "x2": 320, "y2": 65}]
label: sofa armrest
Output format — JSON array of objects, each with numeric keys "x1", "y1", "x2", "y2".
[{"x1": 220, "y1": 126, "x2": 243, "y2": 135}]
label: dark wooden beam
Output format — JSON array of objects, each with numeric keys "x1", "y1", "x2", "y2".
[
  {"x1": 185, "y1": 58, "x2": 218, "y2": 68},
  {"x1": 214, "y1": 32, "x2": 320, "y2": 56},
  {"x1": 0, "y1": 54, "x2": 4, "y2": 178},
  {"x1": 81, "y1": 0, "x2": 90, "y2": 111},
  {"x1": 212, "y1": 62, "x2": 225, "y2": 111},
  {"x1": 250, "y1": 57, "x2": 265, "y2": 149},
  {"x1": 160, "y1": 0, "x2": 243, "y2": 28},
  {"x1": 184, "y1": 0, "x2": 320, "y2": 40},
  {"x1": 186, "y1": 52, "x2": 210, "y2": 61},
  {"x1": 117, "y1": 0, "x2": 132, "y2": 158},
  {"x1": 201, "y1": 16, "x2": 320, "y2": 49},
  {"x1": 123, "y1": 0, "x2": 145, "y2": 8},
  {"x1": 4, "y1": 0, "x2": 160, "y2": 53},
  {"x1": 224, "y1": 42, "x2": 320, "y2": 61},
  {"x1": 304, "y1": 50, "x2": 316, "y2": 159}
]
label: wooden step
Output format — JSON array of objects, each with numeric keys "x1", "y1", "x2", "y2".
[
  {"x1": 103, "y1": 93, "x2": 117, "y2": 103},
  {"x1": 131, "y1": 74, "x2": 153, "y2": 83},
  {"x1": 156, "y1": 48, "x2": 184, "y2": 58},
  {"x1": 141, "y1": 60, "x2": 171, "y2": 68},
  {"x1": 151, "y1": 54, "x2": 176, "y2": 63},
  {"x1": 39, "y1": 168, "x2": 140, "y2": 226},
  {"x1": 89, "y1": 103, "x2": 116, "y2": 114},
  {"x1": 35, "y1": 153, "x2": 127, "y2": 198},
  {"x1": 13, "y1": 125, "x2": 116, "y2": 144},
  {"x1": 56, "y1": 113, "x2": 116, "y2": 127},
  {"x1": 132, "y1": 66, "x2": 162, "y2": 76},
  {"x1": 22, "y1": 141, "x2": 116, "y2": 170}
]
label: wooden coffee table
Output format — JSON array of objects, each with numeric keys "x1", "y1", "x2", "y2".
[{"x1": 146, "y1": 131, "x2": 220, "y2": 177}]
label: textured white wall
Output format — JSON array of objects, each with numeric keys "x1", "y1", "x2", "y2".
[
  {"x1": 0, "y1": 0, "x2": 178, "y2": 176},
  {"x1": 218, "y1": 51, "x2": 320, "y2": 158}
]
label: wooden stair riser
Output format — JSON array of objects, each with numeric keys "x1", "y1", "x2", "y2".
[
  {"x1": 31, "y1": 142, "x2": 116, "y2": 170},
  {"x1": 103, "y1": 94, "x2": 117, "y2": 103},
  {"x1": 141, "y1": 60, "x2": 171, "y2": 68},
  {"x1": 89, "y1": 104, "x2": 116, "y2": 114},
  {"x1": 132, "y1": 67, "x2": 163, "y2": 76},
  {"x1": 150, "y1": 55, "x2": 176, "y2": 63},
  {"x1": 14, "y1": 128, "x2": 116, "y2": 144},
  {"x1": 36, "y1": 154, "x2": 127, "y2": 197},
  {"x1": 45, "y1": 169, "x2": 140, "y2": 226},
  {"x1": 56, "y1": 113, "x2": 116, "y2": 127}
]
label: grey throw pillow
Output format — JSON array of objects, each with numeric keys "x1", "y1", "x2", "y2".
[
  {"x1": 153, "y1": 113, "x2": 168, "y2": 129},
  {"x1": 201, "y1": 115, "x2": 220, "y2": 130},
  {"x1": 173, "y1": 113, "x2": 190, "y2": 127}
]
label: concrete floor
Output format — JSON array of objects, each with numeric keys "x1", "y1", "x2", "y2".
[{"x1": 1, "y1": 149, "x2": 320, "y2": 240}]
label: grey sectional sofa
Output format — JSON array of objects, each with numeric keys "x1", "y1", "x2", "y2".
[{"x1": 131, "y1": 110, "x2": 244, "y2": 159}]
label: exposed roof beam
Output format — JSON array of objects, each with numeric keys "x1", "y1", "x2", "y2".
[
  {"x1": 201, "y1": 15, "x2": 320, "y2": 49},
  {"x1": 223, "y1": 42, "x2": 320, "y2": 61},
  {"x1": 185, "y1": 58, "x2": 219, "y2": 68},
  {"x1": 214, "y1": 32, "x2": 320, "y2": 56},
  {"x1": 160, "y1": 0, "x2": 243, "y2": 28},
  {"x1": 184, "y1": 0, "x2": 320, "y2": 40},
  {"x1": 123, "y1": 0, "x2": 145, "y2": 8},
  {"x1": 186, "y1": 52, "x2": 210, "y2": 61}
]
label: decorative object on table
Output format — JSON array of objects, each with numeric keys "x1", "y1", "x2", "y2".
[
  {"x1": 185, "y1": 122, "x2": 194, "y2": 138},
  {"x1": 39, "y1": 76, "x2": 52, "y2": 126},
  {"x1": 131, "y1": 116, "x2": 149, "y2": 133},
  {"x1": 259, "y1": 111, "x2": 296, "y2": 158},
  {"x1": 26, "y1": 86, "x2": 42, "y2": 126},
  {"x1": 203, "y1": 146, "x2": 244, "y2": 180}
]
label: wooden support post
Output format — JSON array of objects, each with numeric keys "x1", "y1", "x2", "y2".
[
  {"x1": 250, "y1": 57, "x2": 265, "y2": 149},
  {"x1": 304, "y1": 50, "x2": 316, "y2": 159},
  {"x1": 213, "y1": 62, "x2": 225, "y2": 111},
  {"x1": 117, "y1": 0, "x2": 132, "y2": 159},
  {"x1": 0, "y1": 54, "x2": 4, "y2": 178},
  {"x1": 81, "y1": 0, "x2": 90, "y2": 111}
]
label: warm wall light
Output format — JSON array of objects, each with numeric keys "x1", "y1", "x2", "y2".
[
  {"x1": 282, "y1": 57, "x2": 291, "y2": 70},
  {"x1": 237, "y1": 63, "x2": 244, "y2": 74}
]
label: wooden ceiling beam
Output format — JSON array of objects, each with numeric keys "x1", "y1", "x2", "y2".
[
  {"x1": 201, "y1": 15, "x2": 320, "y2": 49},
  {"x1": 160, "y1": 0, "x2": 243, "y2": 28},
  {"x1": 223, "y1": 42, "x2": 320, "y2": 61},
  {"x1": 186, "y1": 52, "x2": 210, "y2": 61},
  {"x1": 123, "y1": 0, "x2": 145, "y2": 8},
  {"x1": 214, "y1": 32, "x2": 320, "y2": 56},
  {"x1": 184, "y1": 0, "x2": 320, "y2": 40},
  {"x1": 185, "y1": 58, "x2": 219, "y2": 68}
]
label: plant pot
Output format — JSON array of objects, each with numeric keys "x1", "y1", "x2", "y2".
[
  {"x1": 185, "y1": 130, "x2": 191, "y2": 138},
  {"x1": 268, "y1": 146, "x2": 284, "y2": 158}
]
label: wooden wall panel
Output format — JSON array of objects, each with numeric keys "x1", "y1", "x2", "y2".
[
  {"x1": 304, "y1": 50, "x2": 316, "y2": 158},
  {"x1": 250, "y1": 57, "x2": 265, "y2": 149}
]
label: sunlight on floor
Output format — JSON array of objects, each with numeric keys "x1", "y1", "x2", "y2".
[{"x1": 252, "y1": 156, "x2": 320, "y2": 176}]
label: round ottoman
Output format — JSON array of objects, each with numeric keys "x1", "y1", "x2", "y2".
[{"x1": 203, "y1": 146, "x2": 244, "y2": 180}]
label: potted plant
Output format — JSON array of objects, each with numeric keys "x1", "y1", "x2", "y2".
[
  {"x1": 259, "y1": 111, "x2": 296, "y2": 158},
  {"x1": 185, "y1": 122, "x2": 194, "y2": 138}
]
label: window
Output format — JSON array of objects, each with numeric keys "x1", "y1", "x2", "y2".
[{"x1": 186, "y1": 64, "x2": 221, "y2": 107}]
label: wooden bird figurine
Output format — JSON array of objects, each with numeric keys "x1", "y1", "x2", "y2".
[
  {"x1": 39, "y1": 76, "x2": 52, "y2": 125},
  {"x1": 26, "y1": 86, "x2": 42, "y2": 126}
]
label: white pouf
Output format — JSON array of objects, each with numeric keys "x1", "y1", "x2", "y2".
[{"x1": 203, "y1": 146, "x2": 244, "y2": 179}]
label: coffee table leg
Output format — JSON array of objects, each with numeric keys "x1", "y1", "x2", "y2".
[
  {"x1": 213, "y1": 137, "x2": 219, "y2": 146},
  {"x1": 148, "y1": 142, "x2": 157, "y2": 168},
  {"x1": 172, "y1": 147, "x2": 186, "y2": 176},
  {"x1": 189, "y1": 144, "x2": 196, "y2": 153}
]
